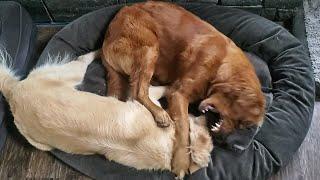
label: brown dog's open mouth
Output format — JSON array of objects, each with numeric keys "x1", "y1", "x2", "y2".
[
  {"x1": 198, "y1": 103, "x2": 218, "y2": 114},
  {"x1": 198, "y1": 104, "x2": 223, "y2": 133}
]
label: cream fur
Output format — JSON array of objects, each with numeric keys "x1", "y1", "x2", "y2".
[{"x1": 0, "y1": 50, "x2": 213, "y2": 173}]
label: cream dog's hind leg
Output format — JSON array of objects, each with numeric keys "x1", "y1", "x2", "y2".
[
  {"x1": 19, "y1": 50, "x2": 101, "y2": 151},
  {"x1": 57, "y1": 50, "x2": 101, "y2": 87},
  {"x1": 32, "y1": 50, "x2": 101, "y2": 88}
]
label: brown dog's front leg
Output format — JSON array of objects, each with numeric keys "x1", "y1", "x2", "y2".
[
  {"x1": 105, "y1": 64, "x2": 128, "y2": 101},
  {"x1": 167, "y1": 91, "x2": 190, "y2": 178},
  {"x1": 130, "y1": 46, "x2": 172, "y2": 128}
]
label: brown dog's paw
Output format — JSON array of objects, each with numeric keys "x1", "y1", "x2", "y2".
[
  {"x1": 171, "y1": 146, "x2": 190, "y2": 179},
  {"x1": 154, "y1": 109, "x2": 172, "y2": 127}
]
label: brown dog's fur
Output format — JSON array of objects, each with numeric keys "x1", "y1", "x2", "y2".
[{"x1": 102, "y1": 1, "x2": 265, "y2": 177}]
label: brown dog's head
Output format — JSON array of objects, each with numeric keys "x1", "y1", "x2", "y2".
[{"x1": 198, "y1": 81, "x2": 265, "y2": 134}]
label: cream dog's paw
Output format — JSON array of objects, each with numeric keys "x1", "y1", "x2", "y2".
[
  {"x1": 190, "y1": 134, "x2": 213, "y2": 168},
  {"x1": 189, "y1": 117, "x2": 213, "y2": 173}
]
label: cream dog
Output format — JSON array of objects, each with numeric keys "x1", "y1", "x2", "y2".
[{"x1": 0, "y1": 50, "x2": 213, "y2": 173}]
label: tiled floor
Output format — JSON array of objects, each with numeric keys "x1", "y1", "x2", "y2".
[{"x1": 0, "y1": 25, "x2": 318, "y2": 180}]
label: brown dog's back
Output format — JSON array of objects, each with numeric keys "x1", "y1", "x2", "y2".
[{"x1": 105, "y1": 1, "x2": 225, "y2": 84}]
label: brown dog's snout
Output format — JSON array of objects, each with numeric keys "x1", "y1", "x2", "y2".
[{"x1": 198, "y1": 101, "x2": 218, "y2": 114}]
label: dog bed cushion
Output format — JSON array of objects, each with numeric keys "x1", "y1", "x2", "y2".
[
  {"x1": 36, "y1": 3, "x2": 314, "y2": 180},
  {"x1": 0, "y1": 1, "x2": 36, "y2": 151}
]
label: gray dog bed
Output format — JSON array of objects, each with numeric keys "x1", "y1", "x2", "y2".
[
  {"x1": 35, "y1": 3, "x2": 314, "y2": 180},
  {"x1": 0, "y1": 1, "x2": 36, "y2": 151}
]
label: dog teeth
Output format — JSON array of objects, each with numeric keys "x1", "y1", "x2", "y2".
[
  {"x1": 202, "y1": 110, "x2": 205, "y2": 113},
  {"x1": 211, "y1": 126, "x2": 220, "y2": 132},
  {"x1": 215, "y1": 123, "x2": 221, "y2": 128}
]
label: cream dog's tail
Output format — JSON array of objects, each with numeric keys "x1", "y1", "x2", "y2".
[{"x1": 0, "y1": 50, "x2": 20, "y2": 99}]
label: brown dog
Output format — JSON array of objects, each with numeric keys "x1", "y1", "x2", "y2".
[{"x1": 102, "y1": 1, "x2": 265, "y2": 177}]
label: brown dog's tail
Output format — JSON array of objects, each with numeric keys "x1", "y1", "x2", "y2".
[{"x1": 0, "y1": 49, "x2": 19, "y2": 99}]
